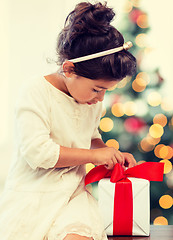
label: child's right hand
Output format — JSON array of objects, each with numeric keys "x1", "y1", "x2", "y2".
[{"x1": 91, "y1": 147, "x2": 125, "y2": 170}]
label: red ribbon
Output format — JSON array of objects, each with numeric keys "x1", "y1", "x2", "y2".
[{"x1": 85, "y1": 162, "x2": 164, "y2": 235}]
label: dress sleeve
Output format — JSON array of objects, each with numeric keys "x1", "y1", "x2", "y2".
[
  {"x1": 15, "y1": 80, "x2": 60, "y2": 170},
  {"x1": 91, "y1": 102, "x2": 103, "y2": 140}
]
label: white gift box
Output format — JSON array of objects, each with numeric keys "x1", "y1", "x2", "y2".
[{"x1": 98, "y1": 177, "x2": 150, "y2": 236}]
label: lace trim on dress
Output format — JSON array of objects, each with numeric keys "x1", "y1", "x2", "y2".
[{"x1": 44, "y1": 222, "x2": 107, "y2": 240}]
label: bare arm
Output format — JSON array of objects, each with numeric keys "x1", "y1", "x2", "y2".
[
  {"x1": 54, "y1": 138, "x2": 107, "y2": 168},
  {"x1": 90, "y1": 138, "x2": 107, "y2": 149},
  {"x1": 53, "y1": 146, "x2": 92, "y2": 168},
  {"x1": 53, "y1": 139, "x2": 136, "y2": 169},
  {"x1": 53, "y1": 138, "x2": 125, "y2": 169}
]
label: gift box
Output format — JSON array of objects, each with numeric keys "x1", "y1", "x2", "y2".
[
  {"x1": 85, "y1": 162, "x2": 164, "y2": 236},
  {"x1": 98, "y1": 177, "x2": 150, "y2": 236}
]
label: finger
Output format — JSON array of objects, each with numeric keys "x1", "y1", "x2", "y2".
[
  {"x1": 105, "y1": 159, "x2": 114, "y2": 170},
  {"x1": 112, "y1": 156, "x2": 118, "y2": 166},
  {"x1": 114, "y1": 150, "x2": 125, "y2": 165},
  {"x1": 123, "y1": 153, "x2": 137, "y2": 168}
]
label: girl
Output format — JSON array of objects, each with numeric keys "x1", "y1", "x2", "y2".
[{"x1": 0, "y1": 2, "x2": 137, "y2": 240}]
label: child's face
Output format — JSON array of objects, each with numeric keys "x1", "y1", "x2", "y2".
[{"x1": 64, "y1": 74, "x2": 118, "y2": 105}]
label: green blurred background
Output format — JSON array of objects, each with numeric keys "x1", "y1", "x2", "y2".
[{"x1": 86, "y1": 0, "x2": 173, "y2": 225}]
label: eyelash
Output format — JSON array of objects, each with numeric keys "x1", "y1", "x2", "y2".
[{"x1": 93, "y1": 89, "x2": 101, "y2": 93}]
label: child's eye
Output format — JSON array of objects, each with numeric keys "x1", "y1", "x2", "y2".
[{"x1": 93, "y1": 89, "x2": 100, "y2": 93}]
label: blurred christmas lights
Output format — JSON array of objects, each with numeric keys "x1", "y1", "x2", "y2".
[
  {"x1": 123, "y1": 0, "x2": 133, "y2": 13},
  {"x1": 149, "y1": 124, "x2": 164, "y2": 138},
  {"x1": 153, "y1": 216, "x2": 168, "y2": 225},
  {"x1": 86, "y1": 163, "x2": 95, "y2": 173},
  {"x1": 124, "y1": 117, "x2": 146, "y2": 134},
  {"x1": 106, "y1": 139, "x2": 119, "y2": 150},
  {"x1": 159, "y1": 146, "x2": 173, "y2": 159},
  {"x1": 135, "y1": 33, "x2": 148, "y2": 48},
  {"x1": 136, "y1": 14, "x2": 149, "y2": 28},
  {"x1": 153, "y1": 114, "x2": 167, "y2": 127},
  {"x1": 154, "y1": 144, "x2": 165, "y2": 158},
  {"x1": 97, "y1": 0, "x2": 173, "y2": 225},
  {"x1": 147, "y1": 92, "x2": 162, "y2": 107},
  {"x1": 139, "y1": 138, "x2": 155, "y2": 152},
  {"x1": 160, "y1": 159, "x2": 172, "y2": 174},
  {"x1": 124, "y1": 101, "x2": 137, "y2": 116},
  {"x1": 159, "y1": 195, "x2": 173, "y2": 209},
  {"x1": 111, "y1": 103, "x2": 124, "y2": 117},
  {"x1": 99, "y1": 117, "x2": 114, "y2": 132},
  {"x1": 132, "y1": 77, "x2": 147, "y2": 92},
  {"x1": 161, "y1": 97, "x2": 173, "y2": 112}
]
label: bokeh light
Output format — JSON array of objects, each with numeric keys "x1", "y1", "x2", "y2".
[
  {"x1": 124, "y1": 117, "x2": 145, "y2": 134},
  {"x1": 153, "y1": 114, "x2": 167, "y2": 127},
  {"x1": 123, "y1": 0, "x2": 133, "y2": 13},
  {"x1": 160, "y1": 159, "x2": 172, "y2": 174},
  {"x1": 99, "y1": 117, "x2": 114, "y2": 132},
  {"x1": 117, "y1": 78, "x2": 128, "y2": 88},
  {"x1": 124, "y1": 101, "x2": 137, "y2": 116},
  {"x1": 136, "y1": 72, "x2": 150, "y2": 83},
  {"x1": 159, "y1": 146, "x2": 173, "y2": 159},
  {"x1": 139, "y1": 138, "x2": 155, "y2": 152},
  {"x1": 149, "y1": 124, "x2": 164, "y2": 138},
  {"x1": 161, "y1": 97, "x2": 173, "y2": 112},
  {"x1": 111, "y1": 103, "x2": 124, "y2": 117},
  {"x1": 146, "y1": 134, "x2": 160, "y2": 145},
  {"x1": 153, "y1": 216, "x2": 168, "y2": 225},
  {"x1": 159, "y1": 195, "x2": 173, "y2": 209},
  {"x1": 108, "y1": 84, "x2": 117, "y2": 92},
  {"x1": 137, "y1": 14, "x2": 149, "y2": 28},
  {"x1": 154, "y1": 144, "x2": 165, "y2": 158},
  {"x1": 135, "y1": 33, "x2": 148, "y2": 48},
  {"x1": 132, "y1": 78, "x2": 147, "y2": 92},
  {"x1": 86, "y1": 163, "x2": 95, "y2": 173},
  {"x1": 147, "y1": 92, "x2": 162, "y2": 106},
  {"x1": 106, "y1": 139, "x2": 119, "y2": 150}
]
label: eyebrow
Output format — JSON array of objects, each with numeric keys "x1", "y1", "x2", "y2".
[{"x1": 95, "y1": 85, "x2": 107, "y2": 89}]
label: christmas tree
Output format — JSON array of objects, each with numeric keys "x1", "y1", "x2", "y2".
[{"x1": 87, "y1": 0, "x2": 173, "y2": 225}]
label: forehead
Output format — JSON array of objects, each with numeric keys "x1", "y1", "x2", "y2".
[
  {"x1": 75, "y1": 75, "x2": 119, "y2": 89},
  {"x1": 91, "y1": 79, "x2": 118, "y2": 89}
]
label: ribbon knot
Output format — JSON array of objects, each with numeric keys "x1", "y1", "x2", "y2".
[
  {"x1": 85, "y1": 162, "x2": 164, "y2": 186},
  {"x1": 110, "y1": 163, "x2": 127, "y2": 183}
]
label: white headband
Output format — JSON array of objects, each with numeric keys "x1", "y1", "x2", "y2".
[{"x1": 69, "y1": 41, "x2": 133, "y2": 63}]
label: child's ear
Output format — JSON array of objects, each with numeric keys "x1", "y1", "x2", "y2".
[{"x1": 62, "y1": 61, "x2": 75, "y2": 78}]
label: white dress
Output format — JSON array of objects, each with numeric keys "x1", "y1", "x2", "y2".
[{"x1": 0, "y1": 76, "x2": 108, "y2": 240}]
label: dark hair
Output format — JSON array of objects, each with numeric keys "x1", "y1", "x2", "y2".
[{"x1": 57, "y1": 1, "x2": 136, "y2": 80}]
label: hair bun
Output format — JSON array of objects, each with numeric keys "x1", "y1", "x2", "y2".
[
  {"x1": 92, "y1": 2, "x2": 115, "y2": 26},
  {"x1": 65, "y1": 2, "x2": 115, "y2": 38}
]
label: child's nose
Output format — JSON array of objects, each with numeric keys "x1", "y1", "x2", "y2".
[{"x1": 97, "y1": 90, "x2": 106, "y2": 102}]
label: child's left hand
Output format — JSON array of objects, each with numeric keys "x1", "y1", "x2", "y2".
[{"x1": 121, "y1": 152, "x2": 137, "y2": 169}]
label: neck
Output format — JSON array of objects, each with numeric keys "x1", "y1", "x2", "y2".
[{"x1": 44, "y1": 71, "x2": 70, "y2": 96}]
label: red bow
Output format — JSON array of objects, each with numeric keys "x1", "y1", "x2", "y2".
[{"x1": 85, "y1": 162, "x2": 164, "y2": 185}]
